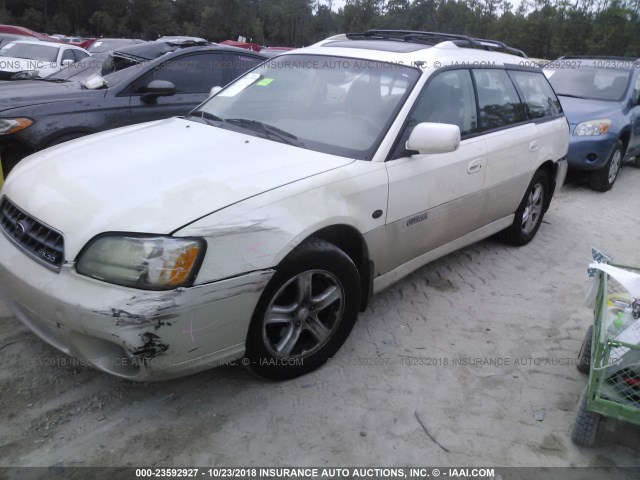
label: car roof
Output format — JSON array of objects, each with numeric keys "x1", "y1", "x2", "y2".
[
  {"x1": 112, "y1": 43, "x2": 269, "y2": 63},
  {"x1": 287, "y1": 30, "x2": 528, "y2": 68},
  {"x1": 7, "y1": 39, "x2": 66, "y2": 48}
]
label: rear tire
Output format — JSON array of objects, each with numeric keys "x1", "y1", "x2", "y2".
[
  {"x1": 589, "y1": 141, "x2": 623, "y2": 192},
  {"x1": 497, "y1": 170, "x2": 549, "y2": 246},
  {"x1": 245, "y1": 238, "x2": 361, "y2": 380},
  {"x1": 571, "y1": 385, "x2": 602, "y2": 447}
]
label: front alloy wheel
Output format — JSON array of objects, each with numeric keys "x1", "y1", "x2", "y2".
[
  {"x1": 263, "y1": 270, "x2": 344, "y2": 358},
  {"x1": 590, "y1": 141, "x2": 623, "y2": 192},
  {"x1": 246, "y1": 237, "x2": 361, "y2": 380}
]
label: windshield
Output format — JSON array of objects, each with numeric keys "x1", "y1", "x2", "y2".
[
  {"x1": 548, "y1": 67, "x2": 631, "y2": 101},
  {"x1": 0, "y1": 42, "x2": 59, "y2": 62},
  {"x1": 193, "y1": 54, "x2": 421, "y2": 160}
]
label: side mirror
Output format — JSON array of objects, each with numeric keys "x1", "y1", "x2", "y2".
[
  {"x1": 142, "y1": 80, "x2": 176, "y2": 101},
  {"x1": 406, "y1": 122, "x2": 461, "y2": 155},
  {"x1": 61, "y1": 59, "x2": 74, "y2": 67},
  {"x1": 209, "y1": 85, "x2": 222, "y2": 97}
]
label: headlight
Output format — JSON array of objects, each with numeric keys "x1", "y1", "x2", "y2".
[
  {"x1": 11, "y1": 70, "x2": 38, "y2": 80},
  {"x1": 76, "y1": 235, "x2": 206, "y2": 290},
  {"x1": 0, "y1": 118, "x2": 34, "y2": 135},
  {"x1": 574, "y1": 119, "x2": 611, "y2": 136}
]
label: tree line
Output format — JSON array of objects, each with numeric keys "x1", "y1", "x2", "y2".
[{"x1": 0, "y1": 0, "x2": 639, "y2": 59}]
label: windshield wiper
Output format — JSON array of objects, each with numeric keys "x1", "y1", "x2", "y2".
[
  {"x1": 185, "y1": 111, "x2": 224, "y2": 127},
  {"x1": 35, "y1": 77, "x2": 69, "y2": 82},
  {"x1": 225, "y1": 118, "x2": 305, "y2": 148},
  {"x1": 558, "y1": 93, "x2": 587, "y2": 99},
  {"x1": 200, "y1": 111, "x2": 224, "y2": 122}
]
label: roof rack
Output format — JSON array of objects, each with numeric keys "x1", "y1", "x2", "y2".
[
  {"x1": 345, "y1": 29, "x2": 527, "y2": 58},
  {"x1": 557, "y1": 55, "x2": 640, "y2": 61}
]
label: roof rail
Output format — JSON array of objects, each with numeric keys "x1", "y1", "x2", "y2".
[
  {"x1": 557, "y1": 55, "x2": 640, "y2": 61},
  {"x1": 345, "y1": 29, "x2": 527, "y2": 58}
]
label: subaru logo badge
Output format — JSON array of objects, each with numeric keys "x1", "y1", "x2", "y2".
[{"x1": 15, "y1": 220, "x2": 29, "y2": 239}]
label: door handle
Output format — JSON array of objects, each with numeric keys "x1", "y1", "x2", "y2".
[
  {"x1": 529, "y1": 141, "x2": 539, "y2": 152},
  {"x1": 467, "y1": 159, "x2": 483, "y2": 174}
]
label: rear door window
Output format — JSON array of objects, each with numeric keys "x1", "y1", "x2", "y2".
[
  {"x1": 508, "y1": 70, "x2": 562, "y2": 119},
  {"x1": 473, "y1": 69, "x2": 526, "y2": 131}
]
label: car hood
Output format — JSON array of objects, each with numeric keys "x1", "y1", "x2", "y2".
[
  {"x1": 0, "y1": 79, "x2": 92, "y2": 111},
  {"x1": 0, "y1": 56, "x2": 57, "y2": 75},
  {"x1": 557, "y1": 95, "x2": 622, "y2": 125},
  {"x1": 2, "y1": 117, "x2": 355, "y2": 259}
]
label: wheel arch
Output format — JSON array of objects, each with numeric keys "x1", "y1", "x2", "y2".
[
  {"x1": 618, "y1": 129, "x2": 631, "y2": 156},
  {"x1": 537, "y1": 160, "x2": 556, "y2": 212},
  {"x1": 42, "y1": 129, "x2": 94, "y2": 149},
  {"x1": 284, "y1": 224, "x2": 373, "y2": 312}
]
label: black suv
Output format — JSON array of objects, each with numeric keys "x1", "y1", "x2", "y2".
[{"x1": 0, "y1": 42, "x2": 267, "y2": 175}]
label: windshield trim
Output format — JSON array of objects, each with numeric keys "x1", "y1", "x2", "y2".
[{"x1": 191, "y1": 53, "x2": 423, "y2": 161}]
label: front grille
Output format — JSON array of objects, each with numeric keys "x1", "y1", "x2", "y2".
[{"x1": 0, "y1": 197, "x2": 65, "y2": 271}]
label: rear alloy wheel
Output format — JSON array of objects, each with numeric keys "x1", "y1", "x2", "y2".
[
  {"x1": 589, "y1": 141, "x2": 623, "y2": 192},
  {"x1": 245, "y1": 238, "x2": 361, "y2": 380},
  {"x1": 498, "y1": 170, "x2": 548, "y2": 246}
]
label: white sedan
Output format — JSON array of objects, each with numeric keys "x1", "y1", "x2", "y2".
[
  {"x1": 0, "y1": 39, "x2": 89, "y2": 79},
  {"x1": 0, "y1": 31, "x2": 568, "y2": 381}
]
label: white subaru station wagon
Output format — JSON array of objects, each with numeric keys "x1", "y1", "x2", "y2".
[{"x1": 0, "y1": 30, "x2": 569, "y2": 381}]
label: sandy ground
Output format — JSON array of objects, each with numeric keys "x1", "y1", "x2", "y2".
[{"x1": 1, "y1": 165, "x2": 640, "y2": 470}]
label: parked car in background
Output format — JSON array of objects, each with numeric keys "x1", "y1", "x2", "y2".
[
  {"x1": 546, "y1": 56, "x2": 640, "y2": 191},
  {"x1": 0, "y1": 39, "x2": 89, "y2": 80},
  {"x1": 87, "y1": 38, "x2": 146, "y2": 54},
  {"x1": 221, "y1": 39, "x2": 262, "y2": 52},
  {"x1": 0, "y1": 44, "x2": 267, "y2": 175},
  {"x1": 156, "y1": 36, "x2": 208, "y2": 45},
  {"x1": 0, "y1": 24, "x2": 57, "y2": 42},
  {"x1": 0, "y1": 30, "x2": 568, "y2": 381},
  {"x1": 0, "y1": 33, "x2": 28, "y2": 48}
]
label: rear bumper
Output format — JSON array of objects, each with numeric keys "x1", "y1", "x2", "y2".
[{"x1": 0, "y1": 230, "x2": 273, "y2": 381}]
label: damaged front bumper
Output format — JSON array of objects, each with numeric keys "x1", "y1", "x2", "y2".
[{"x1": 0, "y1": 231, "x2": 273, "y2": 381}]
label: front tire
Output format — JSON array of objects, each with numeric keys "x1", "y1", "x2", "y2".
[
  {"x1": 245, "y1": 238, "x2": 361, "y2": 380},
  {"x1": 498, "y1": 170, "x2": 549, "y2": 246},
  {"x1": 589, "y1": 141, "x2": 623, "y2": 192}
]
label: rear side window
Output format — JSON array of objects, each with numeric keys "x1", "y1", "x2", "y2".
[
  {"x1": 473, "y1": 69, "x2": 525, "y2": 131},
  {"x1": 509, "y1": 70, "x2": 562, "y2": 119}
]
